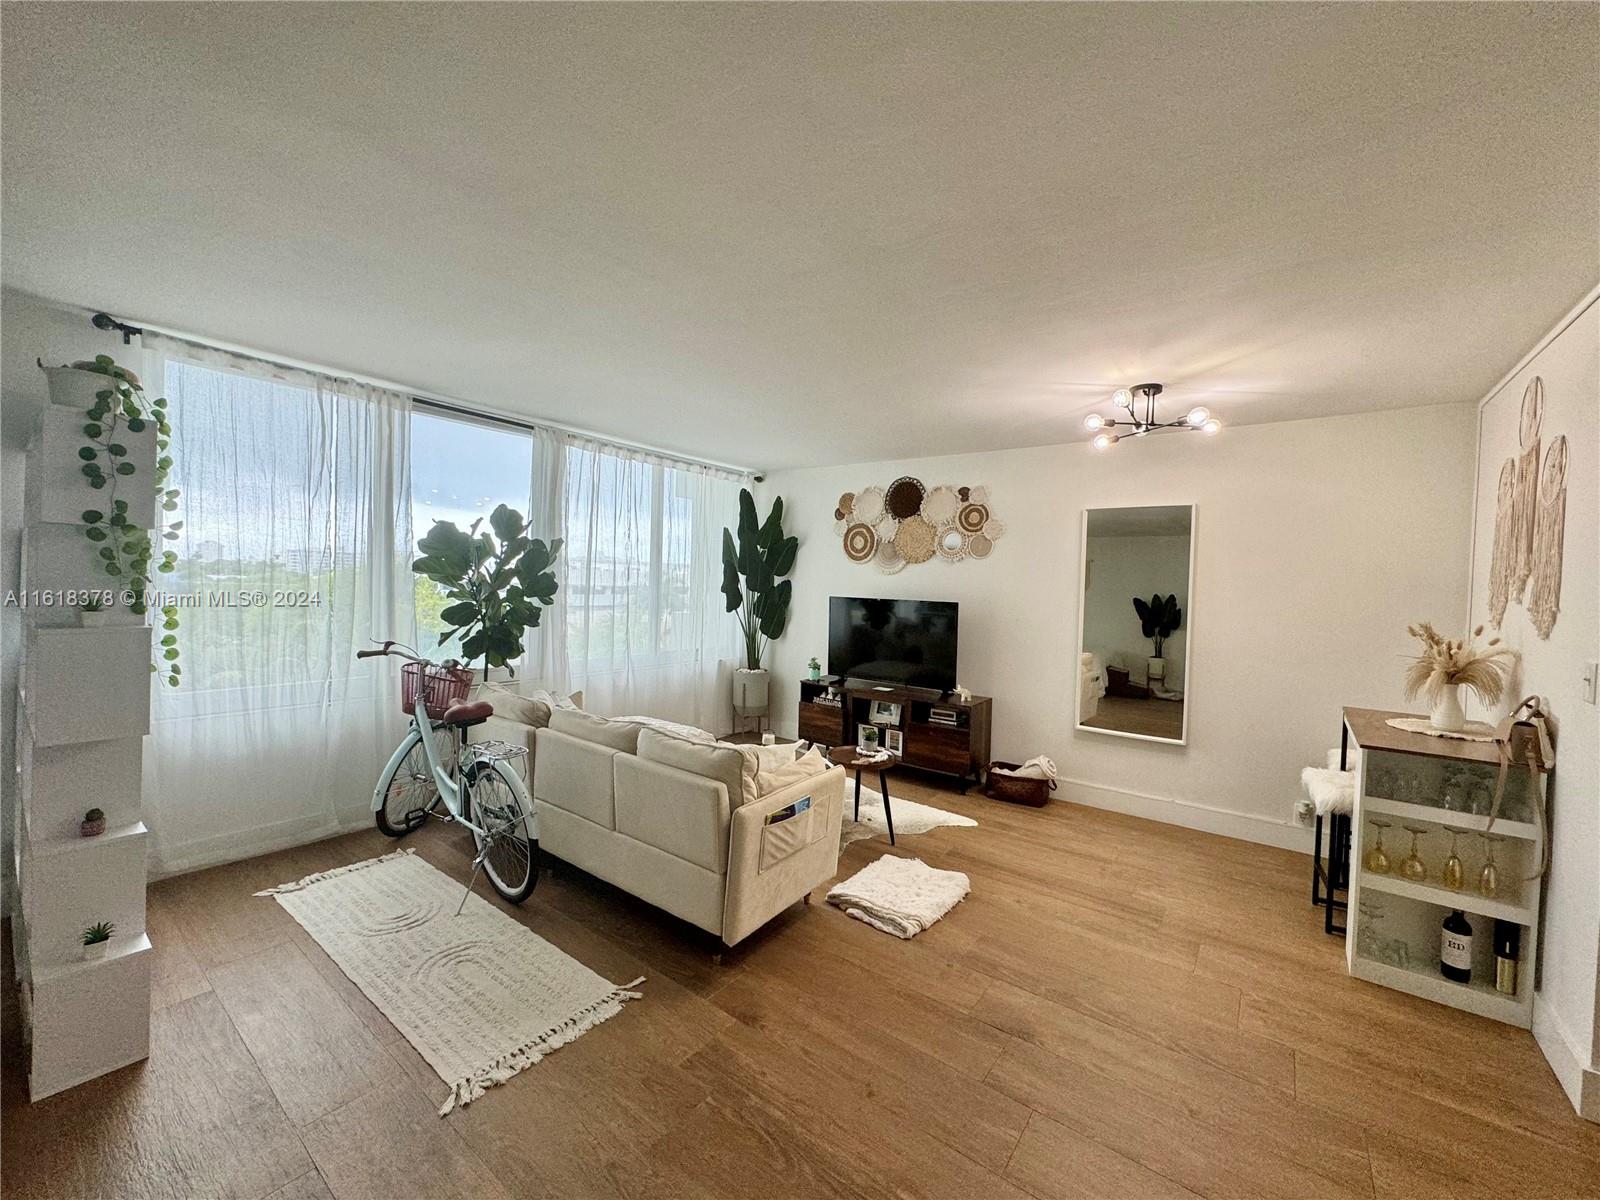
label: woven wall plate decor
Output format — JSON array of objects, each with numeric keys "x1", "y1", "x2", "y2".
[
  {"x1": 894, "y1": 515, "x2": 937, "y2": 564},
  {"x1": 875, "y1": 538, "x2": 907, "y2": 574},
  {"x1": 956, "y1": 502, "x2": 989, "y2": 534},
  {"x1": 853, "y1": 486, "x2": 886, "y2": 525},
  {"x1": 843, "y1": 522, "x2": 877, "y2": 563},
  {"x1": 835, "y1": 479, "x2": 1004, "y2": 569},
  {"x1": 885, "y1": 476, "x2": 927, "y2": 519}
]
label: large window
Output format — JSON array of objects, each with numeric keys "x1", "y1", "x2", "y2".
[{"x1": 408, "y1": 409, "x2": 532, "y2": 663}]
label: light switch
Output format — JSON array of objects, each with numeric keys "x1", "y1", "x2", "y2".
[{"x1": 1583, "y1": 661, "x2": 1599, "y2": 705}]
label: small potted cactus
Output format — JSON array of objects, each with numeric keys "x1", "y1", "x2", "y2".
[
  {"x1": 80, "y1": 807, "x2": 106, "y2": 838},
  {"x1": 81, "y1": 920, "x2": 115, "y2": 960},
  {"x1": 78, "y1": 597, "x2": 112, "y2": 628}
]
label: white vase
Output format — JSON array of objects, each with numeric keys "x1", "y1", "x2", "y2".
[
  {"x1": 81, "y1": 940, "x2": 111, "y2": 961},
  {"x1": 1430, "y1": 684, "x2": 1466, "y2": 733},
  {"x1": 44, "y1": 365, "x2": 123, "y2": 410},
  {"x1": 1146, "y1": 657, "x2": 1167, "y2": 684},
  {"x1": 733, "y1": 668, "x2": 770, "y2": 716}
]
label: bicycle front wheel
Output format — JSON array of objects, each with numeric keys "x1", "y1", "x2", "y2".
[
  {"x1": 464, "y1": 759, "x2": 537, "y2": 903},
  {"x1": 375, "y1": 735, "x2": 439, "y2": 837}
]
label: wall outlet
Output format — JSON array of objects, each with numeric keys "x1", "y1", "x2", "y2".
[
  {"x1": 1583, "y1": 661, "x2": 1599, "y2": 706},
  {"x1": 1293, "y1": 797, "x2": 1316, "y2": 826}
]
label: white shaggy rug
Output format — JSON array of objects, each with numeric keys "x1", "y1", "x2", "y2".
[
  {"x1": 257, "y1": 849, "x2": 642, "y2": 1115},
  {"x1": 827, "y1": 854, "x2": 971, "y2": 938},
  {"x1": 841, "y1": 785, "x2": 978, "y2": 848}
]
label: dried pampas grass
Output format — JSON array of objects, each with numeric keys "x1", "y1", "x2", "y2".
[{"x1": 1404, "y1": 623, "x2": 1515, "y2": 708}]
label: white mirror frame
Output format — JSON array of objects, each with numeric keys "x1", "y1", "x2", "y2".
[{"x1": 1074, "y1": 502, "x2": 1195, "y2": 746}]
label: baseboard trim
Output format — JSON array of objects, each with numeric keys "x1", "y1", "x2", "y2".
[
  {"x1": 1533, "y1": 998, "x2": 1600, "y2": 1122},
  {"x1": 149, "y1": 811, "x2": 373, "y2": 880},
  {"x1": 1059, "y1": 778, "x2": 1315, "y2": 854}
]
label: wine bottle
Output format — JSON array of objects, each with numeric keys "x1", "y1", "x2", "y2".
[
  {"x1": 1494, "y1": 920, "x2": 1520, "y2": 996},
  {"x1": 1441, "y1": 910, "x2": 1473, "y2": 983}
]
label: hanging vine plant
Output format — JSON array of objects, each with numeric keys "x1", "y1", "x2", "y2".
[{"x1": 63, "y1": 355, "x2": 183, "y2": 686}]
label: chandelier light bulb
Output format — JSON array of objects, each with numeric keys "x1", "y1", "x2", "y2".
[
  {"x1": 1186, "y1": 406, "x2": 1211, "y2": 427},
  {"x1": 1202, "y1": 418, "x2": 1222, "y2": 434},
  {"x1": 1091, "y1": 431, "x2": 1117, "y2": 451},
  {"x1": 1083, "y1": 413, "x2": 1105, "y2": 432},
  {"x1": 1112, "y1": 388, "x2": 1133, "y2": 409}
]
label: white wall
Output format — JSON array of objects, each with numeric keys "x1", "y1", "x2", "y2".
[
  {"x1": 2, "y1": 290, "x2": 139, "y2": 911},
  {"x1": 761, "y1": 403, "x2": 1476, "y2": 851},
  {"x1": 1083, "y1": 532, "x2": 1190, "y2": 689},
  {"x1": 1466, "y1": 291, "x2": 1599, "y2": 1117}
]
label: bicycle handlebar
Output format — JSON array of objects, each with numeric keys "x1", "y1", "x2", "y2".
[{"x1": 356, "y1": 640, "x2": 429, "y2": 665}]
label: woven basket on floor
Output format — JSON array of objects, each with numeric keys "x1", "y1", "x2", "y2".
[{"x1": 983, "y1": 761, "x2": 1055, "y2": 807}]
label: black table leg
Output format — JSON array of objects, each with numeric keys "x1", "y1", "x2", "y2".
[
  {"x1": 880, "y1": 771, "x2": 895, "y2": 845},
  {"x1": 853, "y1": 771, "x2": 862, "y2": 822}
]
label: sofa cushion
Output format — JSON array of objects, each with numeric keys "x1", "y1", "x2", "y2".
[
  {"x1": 549, "y1": 707, "x2": 644, "y2": 754},
  {"x1": 638, "y1": 728, "x2": 756, "y2": 807},
  {"x1": 474, "y1": 682, "x2": 583, "y2": 729}
]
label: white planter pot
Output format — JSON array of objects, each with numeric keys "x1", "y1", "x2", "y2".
[
  {"x1": 1146, "y1": 657, "x2": 1167, "y2": 683},
  {"x1": 733, "y1": 668, "x2": 770, "y2": 716},
  {"x1": 43, "y1": 366, "x2": 125, "y2": 411},
  {"x1": 1430, "y1": 684, "x2": 1466, "y2": 733},
  {"x1": 81, "y1": 940, "x2": 111, "y2": 962}
]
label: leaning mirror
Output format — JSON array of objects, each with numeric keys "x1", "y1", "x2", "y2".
[{"x1": 1076, "y1": 503, "x2": 1194, "y2": 745}]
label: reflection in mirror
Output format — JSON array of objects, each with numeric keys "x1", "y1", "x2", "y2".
[{"x1": 1077, "y1": 504, "x2": 1193, "y2": 744}]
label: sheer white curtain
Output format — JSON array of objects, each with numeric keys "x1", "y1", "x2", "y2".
[
  {"x1": 141, "y1": 336, "x2": 414, "y2": 875},
  {"x1": 535, "y1": 433, "x2": 744, "y2": 729}
]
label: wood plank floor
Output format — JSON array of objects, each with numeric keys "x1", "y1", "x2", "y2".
[{"x1": 5, "y1": 777, "x2": 1598, "y2": 1200}]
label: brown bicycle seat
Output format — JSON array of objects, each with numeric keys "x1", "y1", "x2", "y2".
[{"x1": 441, "y1": 699, "x2": 494, "y2": 725}]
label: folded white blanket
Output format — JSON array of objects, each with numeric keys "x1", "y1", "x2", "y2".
[{"x1": 826, "y1": 855, "x2": 970, "y2": 939}]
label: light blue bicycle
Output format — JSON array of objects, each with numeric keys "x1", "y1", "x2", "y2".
[{"x1": 360, "y1": 640, "x2": 538, "y2": 903}]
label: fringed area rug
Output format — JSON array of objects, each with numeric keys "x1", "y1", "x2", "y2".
[
  {"x1": 841, "y1": 786, "x2": 978, "y2": 848},
  {"x1": 256, "y1": 849, "x2": 642, "y2": 1115}
]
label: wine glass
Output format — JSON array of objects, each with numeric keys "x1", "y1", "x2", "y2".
[
  {"x1": 1399, "y1": 825, "x2": 1429, "y2": 882},
  {"x1": 1480, "y1": 834, "x2": 1505, "y2": 898},
  {"x1": 1364, "y1": 819, "x2": 1392, "y2": 875},
  {"x1": 1441, "y1": 827, "x2": 1466, "y2": 891}
]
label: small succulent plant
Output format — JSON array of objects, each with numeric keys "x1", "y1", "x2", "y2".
[
  {"x1": 84, "y1": 807, "x2": 104, "y2": 823},
  {"x1": 82, "y1": 920, "x2": 115, "y2": 946},
  {"x1": 79, "y1": 596, "x2": 106, "y2": 613}
]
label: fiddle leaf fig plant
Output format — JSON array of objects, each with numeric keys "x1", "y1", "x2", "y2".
[
  {"x1": 721, "y1": 488, "x2": 797, "y2": 670},
  {"x1": 1132, "y1": 592, "x2": 1182, "y2": 659},
  {"x1": 412, "y1": 504, "x2": 562, "y2": 679},
  {"x1": 61, "y1": 354, "x2": 182, "y2": 686}
]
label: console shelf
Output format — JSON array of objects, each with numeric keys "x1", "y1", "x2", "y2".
[{"x1": 798, "y1": 678, "x2": 992, "y2": 790}]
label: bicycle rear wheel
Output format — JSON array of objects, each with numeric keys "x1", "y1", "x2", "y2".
[{"x1": 464, "y1": 759, "x2": 537, "y2": 903}]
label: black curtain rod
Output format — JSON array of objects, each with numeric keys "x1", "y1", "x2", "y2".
[{"x1": 91, "y1": 311, "x2": 143, "y2": 344}]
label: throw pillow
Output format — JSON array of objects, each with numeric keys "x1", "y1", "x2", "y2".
[{"x1": 548, "y1": 707, "x2": 645, "y2": 753}]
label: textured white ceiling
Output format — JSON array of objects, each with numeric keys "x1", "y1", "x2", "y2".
[{"x1": 3, "y1": 3, "x2": 1596, "y2": 470}]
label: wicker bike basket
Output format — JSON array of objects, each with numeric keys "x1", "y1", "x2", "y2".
[
  {"x1": 400, "y1": 661, "x2": 475, "y2": 717},
  {"x1": 983, "y1": 761, "x2": 1056, "y2": 808}
]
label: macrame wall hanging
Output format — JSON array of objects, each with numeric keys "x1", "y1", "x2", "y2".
[
  {"x1": 1486, "y1": 376, "x2": 1567, "y2": 640},
  {"x1": 835, "y1": 479, "x2": 1004, "y2": 573},
  {"x1": 1509, "y1": 378, "x2": 1542, "y2": 604},
  {"x1": 1527, "y1": 434, "x2": 1567, "y2": 639}
]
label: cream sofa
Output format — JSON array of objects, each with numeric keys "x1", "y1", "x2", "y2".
[{"x1": 479, "y1": 695, "x2": 845, "y2": 947}]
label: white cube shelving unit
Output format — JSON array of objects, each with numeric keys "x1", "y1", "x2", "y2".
[
  {"x1": 13, "y1": 369, "x2": 156, "y2": 1100},
  {"x1": 1343, "y1": 708, "x2": 1543, "y2": 1028}
]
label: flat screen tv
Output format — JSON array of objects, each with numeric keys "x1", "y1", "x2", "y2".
[{"x1": 828, "y1": 597, "x2": 959, "y2": 692}]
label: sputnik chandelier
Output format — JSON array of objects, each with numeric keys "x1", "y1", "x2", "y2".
[{"x1": 1083, "y1": 383, "x2": 1221, "y2": 450}]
